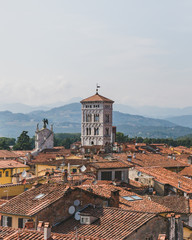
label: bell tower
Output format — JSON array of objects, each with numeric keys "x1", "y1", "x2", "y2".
[{"x1": 80, "y1": 88, "x2": 114, "y2": 148}]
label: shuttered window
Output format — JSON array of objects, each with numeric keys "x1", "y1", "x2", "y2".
[{"x1": 1, "y1": 216, "x2": 12, "y2": 227}]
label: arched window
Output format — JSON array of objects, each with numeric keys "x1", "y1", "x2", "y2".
[
  {"x1": 86, "y1": 114, "x2": 92, "y2": 122},
  {"x1": 94, "y1": 114, "x2": 99, "y2": 122}
]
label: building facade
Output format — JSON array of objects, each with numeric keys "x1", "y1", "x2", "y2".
[
  {"x1": 80, "y1": 92, "x2": 114, "y2": 147},
  {"x1": 34, "y1": 121, "x2": 54, "y2": 152}
]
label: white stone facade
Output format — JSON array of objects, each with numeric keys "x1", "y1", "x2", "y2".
[
  {"x1": 35, "y1": 126, "x2": 54, "y2": 151},
  {"x1": 81, "y1": 94, "x2": 114, "y2": 147}
]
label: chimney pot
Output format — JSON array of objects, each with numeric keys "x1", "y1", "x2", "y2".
[{"x1": 44, "y1": 222, "x2": 51, "y2": 240}]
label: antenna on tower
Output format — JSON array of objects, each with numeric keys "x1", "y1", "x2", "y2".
[{"x1": 96, "y1": 83, "x2": 100, "y2": 94}]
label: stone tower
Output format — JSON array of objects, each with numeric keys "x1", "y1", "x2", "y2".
[
  {"x1": 35, "y1": 119, "x2": 54, "y2": 152},
  {"x1": 80, "y1": 91, "x2": 114, "y2": 147}
]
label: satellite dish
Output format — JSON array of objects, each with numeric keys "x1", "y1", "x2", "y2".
[
  {"x1": 75, "y1": 212, "x2": 80, "y2": 221},
  {"x1": 137, "y1": 171, "x2": 141, "y2": 177},
  {"x1": 80, "y1": 165, "x2": 86, "y2": 172},
  {"x1": 22, "y1": 170, "x2": 27, "y2": 178},
  {"x1": 68, "y1": 206, "x2": 75, "y2": 215},
  {"x1": 74, "y1": 199, "x2": 80, "y2": 206}
]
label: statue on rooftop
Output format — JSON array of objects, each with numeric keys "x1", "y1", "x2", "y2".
[{"x1": 42, "y1": 118, "x2": 48, "y2": 128}]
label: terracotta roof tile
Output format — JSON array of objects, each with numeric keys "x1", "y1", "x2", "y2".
[
  {"x1": 53, "y1": 206, "x2": 156, "y2": 240},
  {"x1": 81, "y1": 93, "x2": 114, "y2": 103},
  {"x1": 114, "y1": 153, "x2": 188, "y2": 168},
  {"x1": 78, "y1": 183, "x2": 169, "y2": 213},
  {"x1": 0, "y1": 227, "x2": 102, "y2": 240},
  {"x1": 0, "y1": 160, "x2": 28, "y2": 169},
  {"x1": 136, "y1": 167, "x2": 192, "y2": 193},
  {"x1": 90, "y1": 161, "x2": 131, "y2": 169},
  {"x1": 150, "y1": 195, "x2": 190, "y2": 214},
  {"x1": 0, "y1": 150, "x2": 18, "y2": 159},
  {"x1": 179, "y1": 166, "x2": 192, "y2": 177},
  {"x1": 0, "y1": 183, "x2": 70, "y2": 216}
]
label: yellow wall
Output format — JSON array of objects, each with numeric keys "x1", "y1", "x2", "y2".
[
  {"x1": 0, "y1": 166, "x2": 30, "y2": 185},
  {"x1": 36, "y1": 164, "x2": 80, "y2": 176},
  {"x1": 1, "y1": 214, "x2": 35, "y2": 228},
  {"x1": 0, "y1": 183, "x2": 32, "y2": 199},
  {"x1": 183, "y1": 226, "x2": 192, "y2": 240}
]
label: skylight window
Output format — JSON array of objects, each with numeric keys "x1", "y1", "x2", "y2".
[
  {"x1": 122, "y1": 196, "x2": 135, "y2": 201},
  {"x1": 122, "y1": 195, "x2": 142, "y2": 201},
  {"x1": 131, "y1": 195, "x2": 142, "y2": 200},
  {"x1": 34, "y1": 193, "x2": 45, "y2": 200}
]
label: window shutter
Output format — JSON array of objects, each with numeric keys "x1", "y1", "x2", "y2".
[
  {"x1": 7, "y1": 217, "x2": 12, "y2": 227},
  {"x1": 18, "y1": 218, "x2": 23, "y2": 228},
  {"x1": 1, "y1": 216, "x2": 3, "y2": 226}
]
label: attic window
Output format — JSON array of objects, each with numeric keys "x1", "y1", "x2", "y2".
[
  {"x1": 123, "y1": 195, "x2": 142, "y2": 201},
  {"x1": 80, "y1": 216, "x2": 90, "y2": 224},
  {"x1": 34, "y1": 193, "x2": 45, "y2": 200}
]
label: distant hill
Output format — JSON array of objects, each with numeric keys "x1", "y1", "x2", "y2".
[
  {"x1": 0, "y1": 103, "x2": 191, "y2": 139},
  {"x1": 166, "y1": 115, "x2": 192, "y2": 128}
]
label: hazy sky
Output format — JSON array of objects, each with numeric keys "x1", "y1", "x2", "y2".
[{"x1": 0, "y1": 0, "x2": 192, "y2": 107}]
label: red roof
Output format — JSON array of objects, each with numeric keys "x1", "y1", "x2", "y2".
[
  {"x1": 81, "y1": 93, "x2": 114, "y2": 103},
  {"x1": 53, "y1": 206, "x2": 156, "y2": 240}
]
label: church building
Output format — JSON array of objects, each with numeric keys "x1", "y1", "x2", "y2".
[
  {"x1": 34, "y1": 119, "x2": 54, "y2": 153},
  {"x1": 80, "y1": 90, "x2": 115, "y2": 151}
]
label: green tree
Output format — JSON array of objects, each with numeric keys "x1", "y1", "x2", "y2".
[
  {"x1": 116, "y1": 132, "x2": 129, "y2": 143},
  {"x1": 13, "y1": 131, "x2": 32, "y2": 150}
]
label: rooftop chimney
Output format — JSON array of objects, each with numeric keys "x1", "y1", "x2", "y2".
[
  {"x1": 127, "y1": 155, "x2": 132, "y2": 162},
  {"x1": 44, "y1": 222, "x2": 51, "y2": 240},
  {"x1": 110, "y1": 190, "x2": 120, "y2": 208}
]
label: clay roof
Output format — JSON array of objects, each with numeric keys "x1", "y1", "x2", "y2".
[
  {"x1": 90, "y1": 161, "x2": 131, "y2": 169},
  {"x1": 12, "y1": 150, "x2": 32, "y2": 157},
  {"x1": 0, "y1": 183, "x2": 70, "y2": 216},
  {"x1": 179, "y1": 166, "x2": 192, "y2": 177},
  {"x1": 53, "y1": 206, "x2": 156, "y2": 240},
  {"x1": 0, "y1": 160, "x2": 29, "y2": 169},
  {"x1": 0, "y1": 227, "x2": 102, "y2": 240},
  {"x1": 0, "y1": 150, "x2": 18, "y2": 159},
  {"x1": 136, "y1": 167, "x2": 192, "y2": 194},
  {"x1": 78, "y1": 183, "x2": 169, "y2": 213},
  {"x1": 81, "y1": 93, "x2": 114, "y2": 103},
  {"x1": 114, "y1": 153, "x2": 188, "y2": 168},
  {"x1": 150, "y1": 196, "x2": 190, "y2": 214}
]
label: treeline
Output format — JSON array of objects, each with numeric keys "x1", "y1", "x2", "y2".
[
  {"x1": 1, "y1": 131, "x2": 192, "y2": 150},
  {"x1": 0, "y1": 132, "x2": 80, "y2": 151},
  {"x1": 116, "y1": 132, "x2": 192, "y2": 148},
  {"x1": 54, "y1": 133, "x2": 81, "y2": 149}
]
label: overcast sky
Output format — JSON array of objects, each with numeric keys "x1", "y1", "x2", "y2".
[{"x1": 0, "y1": 0, "x2": 192, "y2": 108}]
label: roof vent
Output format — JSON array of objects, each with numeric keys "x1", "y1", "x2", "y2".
[
  {"x1": 127, "y1": 155, "x2": 132, "y2": 162},
  {"x1": 80, "y1": 213, "x2": 98, "y2": 225}
]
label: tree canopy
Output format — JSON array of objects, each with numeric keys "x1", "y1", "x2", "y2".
[{"x1": 13, "y1": 131, "x2": 33, "y2": 150}]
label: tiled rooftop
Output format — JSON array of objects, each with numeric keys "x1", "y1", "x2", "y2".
[
  {"x1": 0, "y1": 150, "x2": 18, "y2": 159},
  {"x1": 78, "y1": 182, "x2": 169, "y2": 213},
  {"x1": 0, "y1": 160, "x2": 28, "y2": 169},
  {"x1": 53, "y1": 206, "x2": 156, "y2": 240},
  {"x1": 179, "y1": 166, "x2": 192, "y2": 177},
  {"x1": 136, "y1": 167, "x2": 192, "y2": 193},
  {"x1": 0, "y1": 227, "x2": 102, "y2": 240},
  {"x1": 114, "y1": 153, "x2": 188, "y2": 168},
  {"x1": 0, "y1": 183, "x2": 70, "y2": 216},
  {"x1": 90, "y1": 161, "x2": 131, "y2": 169},
  {"x1": 150, "y1": 195, "x2": 190, "y2": 214},
  {"x1": 80, "y1": 93, "x2": 114, "y2": 103}
]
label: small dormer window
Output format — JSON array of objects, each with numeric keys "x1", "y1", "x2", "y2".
[
  {"x1": 80, "y1": 216, "x2": 90, "y2": 224},
  {"x1": 80, "y1": 214, "x2": 98, "y2": 225}
]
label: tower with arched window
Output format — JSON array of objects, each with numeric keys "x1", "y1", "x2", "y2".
[{"x1": 80, "y1": 91, "x2": 114, "y2": 148}]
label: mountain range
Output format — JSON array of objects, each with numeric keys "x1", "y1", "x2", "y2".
[{"x1": 0, "y1": 103, "x2": 192, "y2": 139}]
